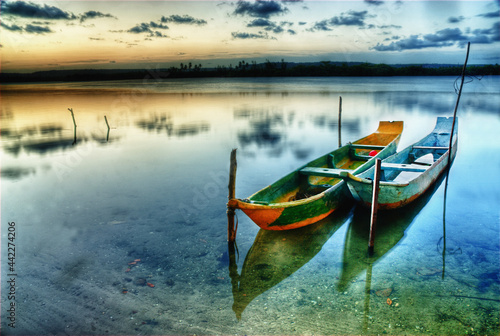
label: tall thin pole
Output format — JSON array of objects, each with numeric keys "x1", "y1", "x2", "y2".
[
  {"x1": 448, "y1": 41, "x2": 470, "y2": 168},
  {"x1": 368, "y1": 158, "x2": 382, "y2": 256},
  {"x1": 442, "y1": 41, "x2": 470, "y2": 278},
  {"x1": 338, "y1": 96, "x2": 342, "y2": 148}
]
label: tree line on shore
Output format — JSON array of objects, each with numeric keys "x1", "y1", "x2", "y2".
[{"x1": 2, "y1": 60, "x2": 499, "y2": 83}]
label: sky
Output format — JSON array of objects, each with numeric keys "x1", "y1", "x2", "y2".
[{"x1": 1, "y1": 0, "x2": 499, "y2": 72}]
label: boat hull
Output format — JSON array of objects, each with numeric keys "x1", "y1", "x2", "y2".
[
  {"x1": 344, "y1": 117, "x2": 458, "y2": 209},
  {"x1": 228, "y1": 121, "x2": 404, "y2": 230},
  {"x1": 229, "y1": 181, "x2": 350, "y2": 230}
]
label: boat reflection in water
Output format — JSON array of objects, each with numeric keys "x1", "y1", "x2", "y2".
[
  {"x1": 228, "y1": 205, "x2": 353, "y2": 319},
  {"x1": 337, "y1": 171, "x2": 449, "y2": 331},
  {"x1": 337, "y1": 168, "x2": 449, "y2": 292}
]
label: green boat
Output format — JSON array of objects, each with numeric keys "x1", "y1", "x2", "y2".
[{"x1": 228, "y1": 121, "x2": 403, "y2": 230}]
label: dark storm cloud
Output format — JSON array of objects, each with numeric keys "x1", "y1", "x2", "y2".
[
  {"x1": 233, "y1": 0, "x2": 288, "y2": 18},
  {"x1": 80, "y1": 11, "x2": 117, "y2": 22},
  {"x1": 309, "y1": 10, "x2": 373, "y2": 31},
  {"x1": 0, "y1": 1, "x2": 76, "y2": 20},
  {"x1": 373, "y1": 24, "x2": 500, "y2": 51},
  {"x1": 161, "y1": 15, "x2": 207, "y2": 25}
]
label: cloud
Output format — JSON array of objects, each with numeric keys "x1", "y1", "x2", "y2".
[
  {"x1": 233, "y1": 0, "x2": 288, "y2": 18},
  {"x1": 364, "y1": 0, "x2": 384, "y2": 6},
  {"x1": 372, "y1": 35, "x2": 452, "y2": 51},
  {"x1": 0, "y1": 21, "x2": 52, "y2": 34},
  {"x1": 373, "y1": 24, "x2": 500, "y2": 51},
  {"x1": 423, "y1": 28, "x2": 467, "y2": 42},
  {"x1": 309, "y1": 10, "x2": 373, "y2": 31},
  {"x1": 148, "y1": 21, "x2": 169, "y2": 29},
  {"x1": 247, "y1": 18, "x2": 274, "y2": 27},
  {"x1": 161, "y1": 15, "x2": 207, "y2": 25},
  {"x1": 0, "y1": 22, "x2": 23, "y2": 32},
  {"x1": 129, "y1": 23, "x2": 154, "y2": 34},
  {"x1": 24, "y1": 24, "x2": 52, "y2": 34},
  {"x1": 80, "y1": 11, "x2": 117, "y2": 22},
  {"x1": 447, "y1": 16, "x2": 465, "y2": 23},
  {"x1": 477, "y1": 10, "x2": 500, "y2": 18},
  {"x1": 0, "y1": 1, "x2": 76, "y2": 20},
  {"x1": 246, "y1": 18, "x2": 295, "y2": 34},
  {"x1": 231, "y1": 31, "x2": 272, "y2": 39},
  {"x1": 127, "y1": 21, "x2": 169, "y2": 38},
  {"x1": 378, "y1": 24, "x2": 402, "y2": 29},
  {"x1": 470, "y1": 22, "x2": 500, "y2": 43}
]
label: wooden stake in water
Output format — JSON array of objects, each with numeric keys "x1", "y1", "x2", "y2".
[
  {"x1": 368, "y1": 158, "x2": 382, "y2": 256},
  {"x1": 104, "y1": 115, "x2": 110, "y2": 130},
  {"x1": 68, "y1": 108, "x2": 77, "y2": 128},
  {"x1": 227, "y1": 149, "x2": 238, "y2": 242},
  {"x1": 105, "y1": 115, "x2": 111, "y2": 142},
  {"x1": 68, "y1": 108, "x2": 77, "y2": 145},
  {"x1": 338, "y1": 96, "x2": 342, "y2": 148}
]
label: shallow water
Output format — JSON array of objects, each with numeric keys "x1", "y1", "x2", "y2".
[{"x1": 1, "y1": 76, "x2": 499, "y2": 335}]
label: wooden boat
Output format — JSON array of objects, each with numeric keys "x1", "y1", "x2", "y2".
[
  {"x1": 227, "y1": 121, "x2": 403, "y2": 230},
  {"x1": 340, "y1": 117, "x2": 457, "y2": 209}
]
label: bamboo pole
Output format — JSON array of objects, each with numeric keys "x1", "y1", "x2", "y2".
[
  {"x1": 368, "y1": 158, "x2": 382, "y2": 256},
  {"x1": 227, "y1": 149, "x2": 238, "y2": 242},
  {"x1": 338, "y1": 96, "x2": 342, "y2": 148}
]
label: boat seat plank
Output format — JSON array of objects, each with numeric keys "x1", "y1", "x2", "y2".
[
  {"x1": 349, "y1": 144, "x2": 386, "y2": 150},
  {"x1": 300, "y1": 167, "x2": 349, "y2": 177},
  {"x1": 381, "y1": 163, "x2": 429, "y2": 172},
  {"x1": 412, "y1": 146, "x2": 448, "y2": 150}
]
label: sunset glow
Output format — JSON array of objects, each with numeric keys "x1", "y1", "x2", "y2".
[{"x1": 1, "y1": 0, "x2": 499, "y2": 72}]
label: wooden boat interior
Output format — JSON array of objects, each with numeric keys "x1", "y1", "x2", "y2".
[
  {"x1": 380, "y1": 144, "x2": 449, "y2": 183},
  {"x1": 244, "y1": 121, "x2": 403, "y2": 205}
]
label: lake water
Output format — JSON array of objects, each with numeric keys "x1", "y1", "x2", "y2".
[{"x1": 1, "y1": 76, "x2": 499, "y2": 335}]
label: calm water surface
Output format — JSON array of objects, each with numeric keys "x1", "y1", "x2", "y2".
[{"x1": 1, "y1": 76, "x2": 499, "y2": 335}]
